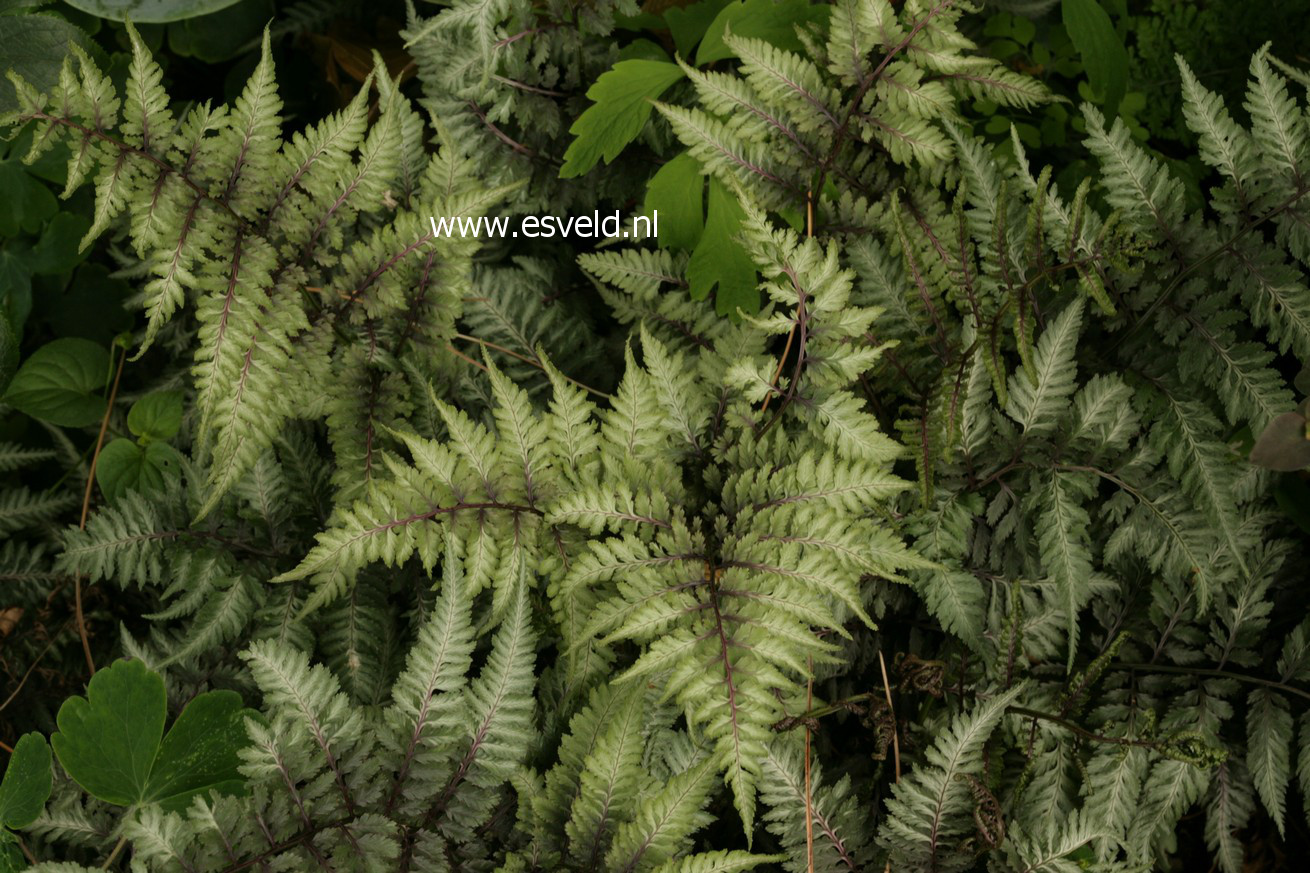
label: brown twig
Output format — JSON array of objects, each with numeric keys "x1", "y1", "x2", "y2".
[
  {"x1": 74, "y1": 344, "x2": 128, "y2": 677},
  {"x1": 804, "y1": 655, "x2": 815, "y2": 873},
  {"x1": 0, "y1": 619, "x2": 71, "y2": 716},
  {"x1": 761, "y1": 188, "x2": 815, "y2": 416},
  {"x1": 445, "y1": 344, "x2": 491, "y2": 374},
  {"x1": 878, "y1": 650, "x2": 901, "y2": 782},
  {"x1": 452, "y1": 332, "x2": 611, "y2": 398},
  {"x1": 878, "y1": 651, "x2": 899, "y2": 873}
]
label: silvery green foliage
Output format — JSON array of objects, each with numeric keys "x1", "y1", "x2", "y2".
[{"x1": 5, "y1": 3, "x2": 1310, "y2": 872}]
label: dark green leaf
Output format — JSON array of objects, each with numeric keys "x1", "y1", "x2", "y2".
[
  {"x1": 39, "y1": 262, "x2": 132, "y2": 345},
  {"x1": 164, "y1": 0, "x2": 272, "y2": 63},
  {"x1": 665, "y1": 0, "x2": 734, "y2": 59},
  {"x1": 51, "y1": 659, "x2": 166, "y2": 806},
  {"x1": 127, "y1": 391, "x2": 183, "y2": 441},
  {"x1": 615, "y1": 39, "x2": 671, "y2": 64},
  {"x1": 644, "y1": 152, "x2": 705, "y2": 251},
  {"x1": 0, "y1": 251, "x2": 32, "y2": 331},
  {"x1": 696, "y1": 0, "x2": 829, "y2": 65},
  {"x1": 688, "y1": 177, "x2": 758, "y2": 317},
  {"x1": 95, "y1": 438, "x2": 181, "y2": 501},
  {"x1": 2, "y1": 337, "x2": 108, "y2": 427},
  {"x1": 0, "y1": 733, "x2": 52, "y2": 829},
  {"x1": 145, "y1": 690, "x2": 254, "y2": 811},
  {"x1": 0, "y1": 839, "x2": 23, "y2": 873},
  {"x1": 29, "y1": 211, "x2": 92, "y2": 276},
  {"x1": 1062, "y1": 0, "x2": 1127, "y2": 116},
  {"x1": 559, "y1": 60, "x2": 685, "y2": 179},
  {"x1": 0, "y1": 14, "x2": 94, "y2": 115},
  {"x1": 0, "y1": 159, "x2": 57, "y2": 236},
  {"x1": 51, "y1": 658, "x2": 255, "y2": 809}
]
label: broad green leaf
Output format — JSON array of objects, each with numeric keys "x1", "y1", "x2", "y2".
[
  {"x1": 0, "y1": 158, "x2": 57, "y2": 236},
  {"x1": 665, "y1": 0, "x2": 734, "y2": 59},
  {"x1": 644, "y1": 152, "x2": 705, "y2": 251},
  {"x1": 29, "y1": 211, "x2": 92, "y2": 276},
  {"x1": 560, "y1": 60, "x2": 685, "y2": 178},
  {"x1": 164, "y1": 0, "x2": 271, "y2": 63},
  {"x1": 145, "y1": 690, "x2": 254, "y2": 811},
  {"x1": 0, "y1": 733, "x2": 52, "y2": 829},
  {"x1": 50, "y1": 658, "x2": 256, "y2": 809},
  {"x1": 2, "y1": 337, "x2": 108, "y2": 427},
  {"x1": 1062, "y1": 0, "x2": 1127, "y2": 116},
  {"x1": 63, "y1": 0, "x2": 244, "y2": 23},
  {"x1": 0, "y1": 250, "x2": 33, "y2": 329},
  {"x1": 51, "y1": 658, "x2": 166, "y2": 806},
  {"x1": 127, "y1": 391, "x2": 183, "y2": 441},
  {"x1": 687, "y1": 176, "x2": 758, "y2": 316},
  {"x1": 0, "y1": 839, "x2": 23, "y2": 873},
  {"x1": 0, "y1": 15, "x2": 93, "y2": 115},
  {"x1": 95, "y1": 439, "x2": 181, "y2": 501},
  {"x1": 696, "y1": 0, "x2": 830, "y2": 65},
  {"x1": 616, "y1": 39, "x2": 672, "y2": 64},
  {"x1": 43, "y1": 263, "x2": 133, "y2": 346}
]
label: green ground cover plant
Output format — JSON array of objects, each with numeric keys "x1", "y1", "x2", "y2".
[{"x1": 1, "y1": 0, "x2": 1309, "y2": 870}]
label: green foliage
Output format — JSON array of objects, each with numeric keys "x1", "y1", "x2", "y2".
[
  {"x1": 2, "y1": 338, "x2": 108, "y2": 427},
  {"x1": 2, "y1": 1, "x2": 1310, "y2": 871},
  {"x1": 560, "y1": 60, "x2": 685, "y2": 178},
  {"x1": 0, "y1": 734, "x2": 52, "y2": 831},
  {"x1": 1061, "y1": 0, "x2": 1127, "y2": 116},
  {"x1": 50, "y1": 658, "x2": 257, "y2": 811}
]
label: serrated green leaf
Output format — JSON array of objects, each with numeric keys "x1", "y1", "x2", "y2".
[
  {"x1": 688, "y1": 176, "x2": 758, "y2": 316},
  {"x1": 644, "y1": 152, "x2": 705, "y2": 251},
  {"x1": 560, "y1": 60, "x2": 685, "y2": 179}
]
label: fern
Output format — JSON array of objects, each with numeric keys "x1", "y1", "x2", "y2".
[{"x1": 4, "y1": 5, "x2": 1310, "y2": 873}]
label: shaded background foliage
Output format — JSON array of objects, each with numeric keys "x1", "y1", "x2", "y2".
[{"x1": 1, "y1": 0, "x2": 1310, "y2": 870}]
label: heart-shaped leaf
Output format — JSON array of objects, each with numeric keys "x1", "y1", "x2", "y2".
[
  {"x1": 0, "y1": 733, "x2": 52, "y2": 830},
  {"x1": 2, "y1": 338, "x2": 108, "y2": 427},
  {"x1": 96, "y1": 439, "x2": 181, "y2": 501},
  {"x1": 146, "y1": 689, "x2": 255, "y2": 812},
  {"x1": 51, "y1": 659, "x2": 256, "y2": 810},
  {"x1": 127, "y1": 391, "x2": 183, "y2": 441}
]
